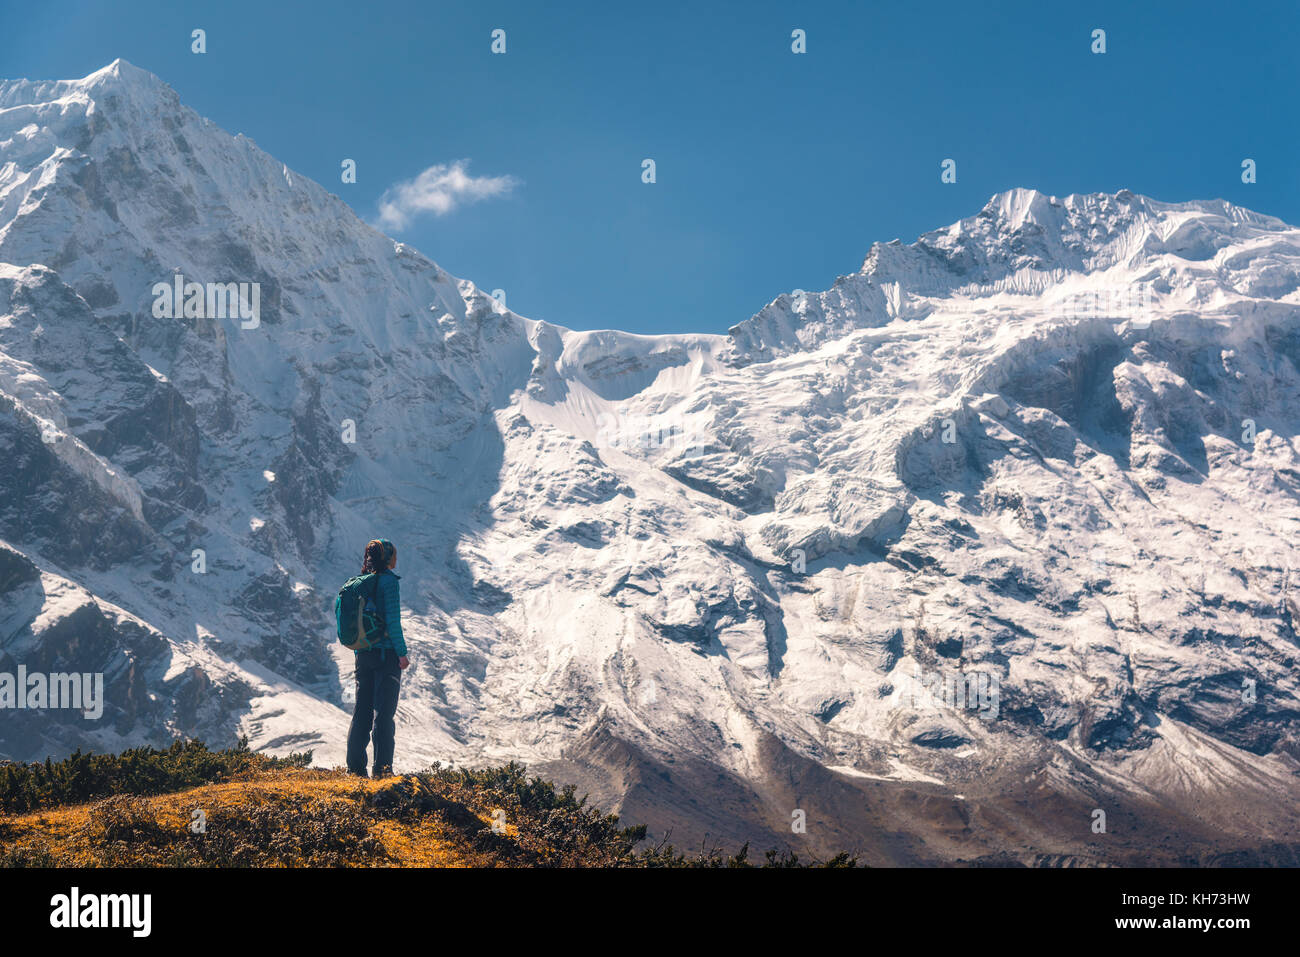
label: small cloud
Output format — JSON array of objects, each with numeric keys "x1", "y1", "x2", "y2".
[{"x1": 375, "y1": 160, "x2": 519, "y2": 230}]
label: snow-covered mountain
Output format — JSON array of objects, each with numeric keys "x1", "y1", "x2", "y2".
[{"x1": 2, "y1": 60, "x2": 1298, "y2": 864}]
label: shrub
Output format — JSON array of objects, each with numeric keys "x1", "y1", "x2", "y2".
[
  {"x1": 178, "y1": 797, "x2": 386, "y2": 867},
  {"x1": 0, "y1": 737, "x2": 307, "y2": 813}
]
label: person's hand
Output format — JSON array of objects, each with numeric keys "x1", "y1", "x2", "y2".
[{"x1": 399, "y1": 655, "x2": 410, "y2": 670}]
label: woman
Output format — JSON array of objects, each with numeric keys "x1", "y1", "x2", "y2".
[{"x1": 346, "y1": 538, "x2": 410, "y2": 778}]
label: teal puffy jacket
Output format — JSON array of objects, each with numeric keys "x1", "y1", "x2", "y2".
[{"x1": 364, "y1": 569, "x2": 407, "y2": 657}]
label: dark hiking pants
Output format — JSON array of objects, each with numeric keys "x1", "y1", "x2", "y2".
[{"x1": 347, "y1": 648, "x2": 401, "y2": 774}]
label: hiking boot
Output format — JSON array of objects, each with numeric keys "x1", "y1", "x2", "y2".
[
  {"x1": 372, "y1": 765, "x2": 394, "y2": 779},
  {"x1": 347, "y1": 768, "x2": 369, "y2": 778}
]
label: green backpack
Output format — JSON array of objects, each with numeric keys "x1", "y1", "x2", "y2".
[{"x1": 335, "y1": 573, "x2": 386, "y2": 650}]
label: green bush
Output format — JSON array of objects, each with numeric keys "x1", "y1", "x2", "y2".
[
  {"x1": 0, "y1": 737, "x2": 309, "y2": 814},
  {"x1": 384, "y1": 762, "x2": 649, "y2": 866}
]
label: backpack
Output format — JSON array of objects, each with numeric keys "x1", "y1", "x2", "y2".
[{"x1": 335, "y1": 573, "x2": 386, "y2": 650}]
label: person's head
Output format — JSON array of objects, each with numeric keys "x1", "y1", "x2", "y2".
[{"x1": 362, "y1": 538, "x2": 397, "y2": 573}]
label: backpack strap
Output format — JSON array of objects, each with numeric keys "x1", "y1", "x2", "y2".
[{"x1": 370, "y1": 573, "x2": 390, "y2": 652}]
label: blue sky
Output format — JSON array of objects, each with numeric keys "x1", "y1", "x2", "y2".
[{"x1": 2, "y1": 0, "x2": 1297, "y2": 335}]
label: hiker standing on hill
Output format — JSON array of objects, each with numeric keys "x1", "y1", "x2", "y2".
[{"x1": 346, "y1": 539, "x2": 409, "y2": 778}]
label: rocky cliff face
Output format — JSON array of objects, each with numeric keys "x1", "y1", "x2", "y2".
[{"x1": 1, "y1": 60, "x2": 1297, "y2": 862}]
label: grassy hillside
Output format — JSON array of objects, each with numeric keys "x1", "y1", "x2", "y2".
[{"x1": 0, "y1": 741, "x2": 856, "y2": 867}]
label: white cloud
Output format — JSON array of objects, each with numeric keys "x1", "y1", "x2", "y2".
[{"x1": 375, "y1": 160, "x2": 519, "y2": 230}]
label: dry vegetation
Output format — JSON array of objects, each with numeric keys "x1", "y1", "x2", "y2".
[{"x1": 0, "y1": 741, "x2": 856, "y2": 868}]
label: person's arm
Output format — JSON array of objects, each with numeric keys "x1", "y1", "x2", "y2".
[{"x1": 381, "y1": 575, "x2": 408, "y2": 658}]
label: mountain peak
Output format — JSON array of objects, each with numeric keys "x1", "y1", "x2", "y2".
[
  {"x1": 79, "y1": 57, "x2": 166, "y2": 90},
  {"x1": 0, "y1": 57, "x2": 171, "y2": 112},
  {"x1": 980, "y1": 187, "x2": 1064, "y2": 229},
  {"x1": 726, "y1": 184, "x2": 1299, "y2": 360},
  {"x1": 867, "y1": 186, "x2": 1288, "y2": 281}
]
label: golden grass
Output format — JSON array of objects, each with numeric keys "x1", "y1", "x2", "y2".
[{"x1": 0, "y1": 766, "x2": 481, "y2": 867}]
